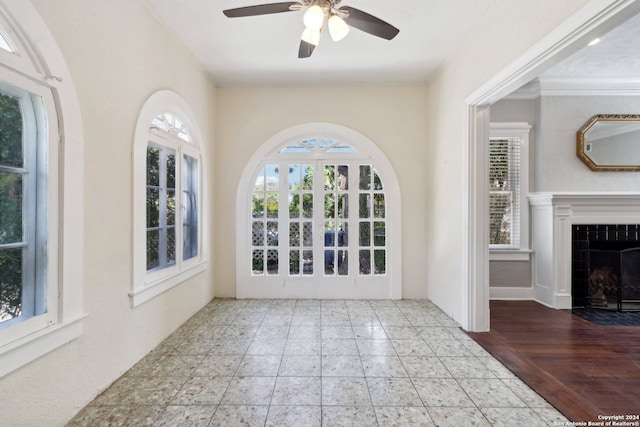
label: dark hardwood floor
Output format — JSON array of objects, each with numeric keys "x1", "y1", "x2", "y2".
[{"x1": 468, "y1": 301, "x2": 640, "y2": 422}]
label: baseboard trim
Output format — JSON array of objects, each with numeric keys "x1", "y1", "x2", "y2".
[{"x1": 490, "y1": 286, "x2": 534, "y2": 300}]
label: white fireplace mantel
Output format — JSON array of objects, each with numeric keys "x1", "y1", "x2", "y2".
[{"x1": 528, "y1": 192, "x2": 640, "y2": 309}]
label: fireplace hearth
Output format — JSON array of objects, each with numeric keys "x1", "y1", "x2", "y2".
[{"x1": 572, "y1": 225, "x2": 640, "y2": 311}]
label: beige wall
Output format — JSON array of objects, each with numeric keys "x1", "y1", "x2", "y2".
[
  {"x1": 214, "y1": 85, "x2": 429, "y2": 299},
  {"x1": 425, "y1": 0, "x2": 593, "y2": 324},
  {"x1": 0, "y1": 1, "x2": 216, "y2": 425}
]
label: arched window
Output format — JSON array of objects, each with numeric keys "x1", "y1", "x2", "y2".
[
  {"x1": 0, "y1": 2, "x2": 84, "y2": 377},
  {"x1": 236, "y1": 123, "x2": 401, "y2": 300},
  {"x1": 132, "y1": 91, "x2": 206, "y2": 307}
]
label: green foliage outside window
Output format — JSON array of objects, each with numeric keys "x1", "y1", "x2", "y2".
[{"x1": 0, "y1": 92, "x2": 24, "y2": 322}]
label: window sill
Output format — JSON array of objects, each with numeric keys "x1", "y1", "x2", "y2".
[
  {"x1": 130, "y1": 260, "x2": 208, "y2": 307},
  {"x1": 489, "y1": 249, "x2": 532, "y2": 261},
  {"x1": 0, "y1": 313, "x2": 87, "y2": 378}
]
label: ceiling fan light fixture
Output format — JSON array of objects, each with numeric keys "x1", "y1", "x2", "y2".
[
  {"x1": 301, "y1": 27, "x2": 321, "y2": 46},
  {"x1": 328, "y1": 14, "x2": 349, "y2": 41},
  {"x1": 303, "y1": 5, "x2": 324, "y2": 30}
]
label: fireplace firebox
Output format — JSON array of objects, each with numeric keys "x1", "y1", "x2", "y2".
[{"x1": 572, "y1": 224, "x2": 640, "y2": 312}]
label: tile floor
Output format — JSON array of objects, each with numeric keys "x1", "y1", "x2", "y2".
[{"x1": 67, "y1": 299, "x2": 569, "y2": 426}]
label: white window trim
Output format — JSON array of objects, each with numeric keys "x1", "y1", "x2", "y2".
[
  {"x1": 489, "y1": 122, "x2": 531, "y2": 261},
  {"x1": 236, "y1": 122, "x2": 402, "y2": 299},
  {"x1": 131, "y1": 90, "x2": 208, "y2": 307},
  {"x1": 0, "y1": 0, "x2": 86, "y2": 378}
]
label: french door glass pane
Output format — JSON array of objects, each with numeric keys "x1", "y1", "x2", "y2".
[
  {"x1": 252, "y1": 222, "x2": 264, "y2": 246},
  {"x1": 289, "y1": 194, "x2": 300, "y2": 218},
  {"x1": 303, "y1": 250, "x2": 313, "y2": 274},
  {"x1": 289, "y1": 223, "x2": 300, "y2": 246},
  {"x1": 266, "y1": 193, "x2": 278, "y2": 218},
  {"x1": 166, "y1": 189, "x2": 175, "y2": 226},
  {"x1": 302, "y1": 222, "x2": 313, "y2": 246},
  {"x1": 252, "y1": 193, "x2": 265, "y2": 218},
  {"x1": 359, "y1": 250, "x2": 371, "y2": 275},
  {"x1": 359, "y1": 194, "x2": 371, "y2": 218},
  {"x1": 267, "y1": 249, "x2": 278, "y2": 275},
  {"x1": 166, "y1": 153, "x2": 176, "y2": 189},
  {"x1": 359, "y1": 222, "x2": 370, "y2": 246},
  {"x1": 359, "y1": 165, "x2": 371, "y2": 190},
  {"x1": 374, "y1": 222, "x2": 385, "y2": 246},
  {"x1": 302, "y1": 165, "x2": 313, "y2": 190},
  {"x1": 289, "y1": 250, "x2": 300, "y2": 275},
  {"x1": 253, "y1": 249, "x2": 264, "y2": 274},
  {"x1": 373, "y1": 194, "x2": 385, "y2": 218},
  {"x1": 267, "y1": 221, "x2": 278, "y2": 246},
  {"x1": 302, "y1": 194, "x2": 313, "y2": 218},
  {"x1": 374, "y1": 250, "x2": 386, "y2": 274}
]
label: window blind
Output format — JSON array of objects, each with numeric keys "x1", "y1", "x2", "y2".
[{"x1": 489, "y1": 137, "x2": 520, "y2": 247}]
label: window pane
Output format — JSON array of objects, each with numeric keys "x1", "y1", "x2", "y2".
[
  {"x1": 289, "y1": 223, "x2": 300, "y2": 247},
  {"x1": 337, "y1": 250, "x2": 348, "y2": 275},
  {"x1": 267, "y1": 221, "x2": 278, "y2": 246},
  {"x1": 289, "y1": 250, "x2": 300, "y2": 275},
  {"x1": 252, "y1": 222, "x2": 264, "y2": 246},
  {"x1": 302, "y1": 194, "x2": 313, "y2": 218},
  {"x1": 303, "y1": 250, "x2": 313, "y2": 274},
  {"x1": 359, "y1": 165, "x2": 371, "y2": 190},
  {"x1": 373, "y1": 194, "x2": 385, "y2": 218},
  {"x1": 146, "y1": 230, "x2": 160, "y2": 270},
  {"x1": 266, "y1": 193, "x2": 278, "y2": 218},
  {"x1": 324, "y1": 194, "x2": 335, "y2": 219},
  {"x1": 337, "y1": 194, "x2": 348, "y2": 219},
  {"x1": 359, "y1": 250, "x2": 371, "y2": 275},
  {"x1": 0, "y1": 92, "x2": 23, "y2": 168},
  {"x1": 359, "y1": 222, "x2": 371, "y2": 246},
  {"x1": 0, "y1": 247, "x2": 22, "y2": 323},
  {"x1": 146, "y1": 146, "x2": 159, "y2": 186},
  {"x1": 166, "y1": 226, "x2": 176, "y2": 265},
  {"x1": 338, "y1": 222, "x2": 348, "y2": 247},
  {"x1": 302, "y1": 222, "x2": 313, "y2": 247},
  {"x1": 489, "y1": 191, "x2": 512, "y2": 245},
  {"x1": 288, "y1": 164, "x2": 300, "y2": 190},
  {"x1": 0, "y1": 171, "x2": 23, "y2": 244},
  {"x1": 302, "y1": 164, "x2": 313, "y2": 190},
  {"x1": 265, "y1": 164, "x2": 279, "y2": 191},
  {"x1": 267, "y1": 249, "x2": 278, "y2": 275},
  {"x1": 183, "y1": 154, "x2": 198, "y2": 261},
  {"x1": 289, "y1": 194, "x2": 300, "y2": 219},
  {"x1": 374, "y1": 222, "x2": 385, "y2": 246},
  {"x1": 374, "y1": 250, "x2": 386, "y2": 274},
  {"x1": 373, "y1": 169, "x2": 383, "y2": 190},
  {"x1": 146, "y1": 188, "x2": 159, "y2": 228},
  {"x1": 324, "y1": 165, "x2": 335, "y2": 191},
  {"x1": 359, "y1": 194, "x2": 371, "y2": 218},
  {"x1": 337, "y1": 165, "x2": 348, "y2": 190},
  {"x1": 325, "y1": 250, "x2": 334, "y2": 275},
  {"x1": 166, "y1": 153, "x2": 176, "y2": 189},
  {"x1": 252, "y1": 249, "x2": 264, "y2": 274},
  {"x1": 252, "y1": 193, "x2": 264, "y2": 218},
  {"x1": 166, "y1": 189, "x2": 175, "y2": 226}
]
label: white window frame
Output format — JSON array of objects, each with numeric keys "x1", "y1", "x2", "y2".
[
  {"x1": 0, "y1": 0, "x2": 85, "y2": 378},
  {"x1": 489, "y1": 122, "x2": 532, "y2": 261},
  {"x1": 131, "y1": 91, "x2": 207, "y2": 307}
]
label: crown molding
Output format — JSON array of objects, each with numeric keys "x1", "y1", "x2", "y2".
[{"x1": 538, "y1": 77, "x2": 640, "y2": 96}]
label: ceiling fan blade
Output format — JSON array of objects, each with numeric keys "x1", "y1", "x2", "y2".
[
  {"x1": 341, "y1": 6, "x2": 399, "y2": 40},
  {"x1": 298, "y1": 40, "x2": 316, "y2": 58},
  {"x1": 223, "y1": 2, "x2": 300, "y2": 18}
]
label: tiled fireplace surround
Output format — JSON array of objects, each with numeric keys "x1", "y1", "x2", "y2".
[{"x1": 528, "y1": 193, "x2": 640, "y2": 309}]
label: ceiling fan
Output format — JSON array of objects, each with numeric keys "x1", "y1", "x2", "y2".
[{"x1": 223, "y1": 0, "x2": 400, "y2": 58}]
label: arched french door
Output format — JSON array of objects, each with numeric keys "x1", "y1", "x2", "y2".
[{"x1": 236, "y1": 123, "x2": 401, "y2": 299}]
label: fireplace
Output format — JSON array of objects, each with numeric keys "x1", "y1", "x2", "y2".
[{"x1": 572, "y1": 224, "x2": 640, "y2": 311}]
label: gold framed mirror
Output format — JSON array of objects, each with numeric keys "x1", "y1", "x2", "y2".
[{"x1": 577, "y1": 114, "x2": 640, "y2": 171}]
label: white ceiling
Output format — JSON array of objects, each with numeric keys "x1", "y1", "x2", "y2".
[
  {"x1": 541, "y1": 11, "x2": 640, "y2": 81},
  {"x1": 144, "y1": 0, "x2": 491, "y2": 86}
]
